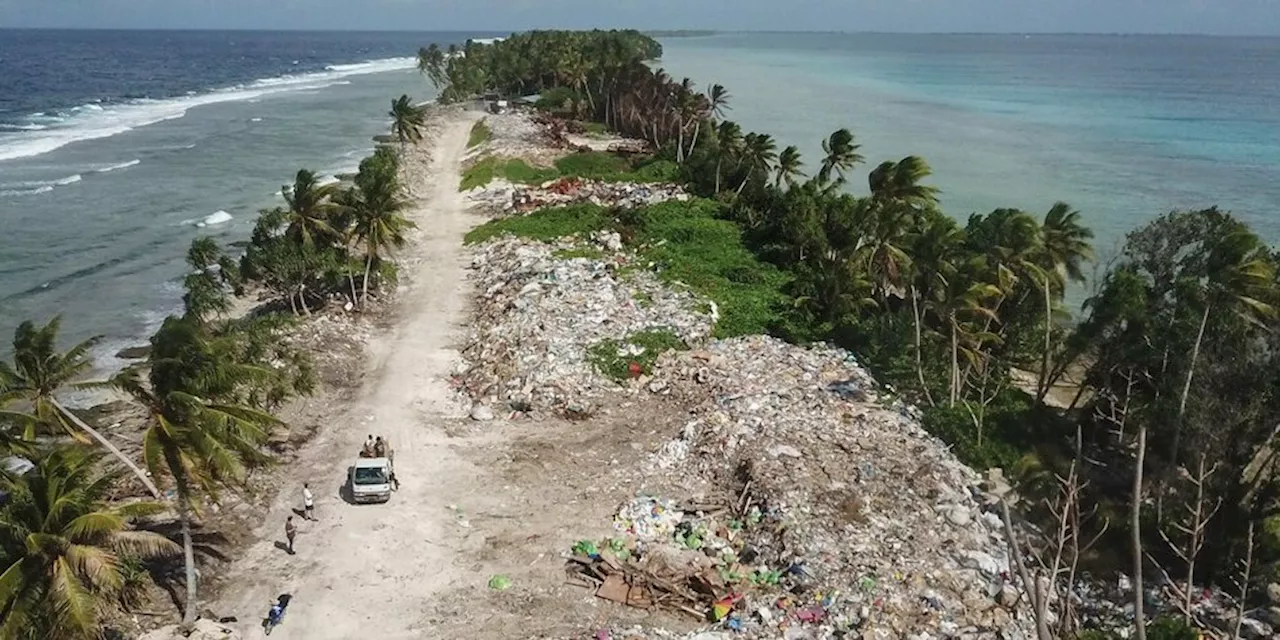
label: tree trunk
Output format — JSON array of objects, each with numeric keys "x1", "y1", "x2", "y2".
[
  {"x1": 714, "y1": 156, "x2": 723, "y2": 193},
  {"x1": 297, "y1": 286, "x2": 310, "y2": 316},
  {"x1": 687, "y1": 120, "x2": 701, "y2": 158},
  {"x1": 52, "y1": 398, "x2": 161, "y2": 498},
  {"x1": 950, "y1": 319, "x2": 960, "y2": 407},
  {"x1": 676, "y1": 120, "x2": 685, "y2": 162},
  {"x1": 911, "y1": 287, "x2": 935, "y2": 407},
  {"x1": 1170, "y1": 303, "x2": 1211, "y2": 473},
  {"x1": 179, "y1": 497, "x2": 198, "y2": 624},
  {"x1": 736, "y1": 174, "x2": 750, "y2": 195},
  {"x1": 1036, "y1": 279, "x2": 1053, "y2": 403},
  {"x1": 1133, "y1": 425, "x2": 1148, "y2": 640},
  {"x1": 362, "y1": 253, "x2": 374, "y2": 307},
  {"x1": 348, "y1": 273, "x2": 359, "y2": 307}
]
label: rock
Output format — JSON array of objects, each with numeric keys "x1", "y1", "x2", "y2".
[
  {"x1": 768, "y1": 444, "x2": 802, "y2": 459},
  {"x1": 1240, "y1": 617, "x2": 1273, "y2": 639},
  {"x1": 115, "y1": 345, "x2": 151, "y2": 359},
  {"x1": 1268, "y1": 582, "x2": 1280, "y2": 605},
  {"x1": 138, "y1": 619, "x2": 239, "y2": 640},
  {"x1": 944, "y1": 505, "x2": 972, "y2": 527},
  {"x1": 1261, "y1": 606, "x2": 1280, "y2": 626},
  {"x1": 469, "y1": 404, "x2": 495, "y2": 421},
  {"x1": 959, "y1": 550, "x2": 1003, "y2": 578}
]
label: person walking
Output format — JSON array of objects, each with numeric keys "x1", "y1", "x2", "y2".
[
  {"x1": 302, "y1": 482, "x2": 315, "y2": 521},
  {"x1": 284, "y1": 516, "x2": 297, "y2": 555}
]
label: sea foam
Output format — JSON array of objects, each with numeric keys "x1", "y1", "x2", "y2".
[
  {"x1": 0, "y1": 56, "x2": 416, "y2": 163},
  {"x1": 195, "y1": 210, "x2": 233, "y2": 227},
  {"x1": 95, "y1": 159, "x2": 141, "y2": 173}
]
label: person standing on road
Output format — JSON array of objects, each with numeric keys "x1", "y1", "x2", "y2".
[
  {"x1": 284, "y1": 516, "x2": 297, "y2": 555},
  {"x1": 302, "y1": 482, "x2": 315, "y2": 521}
]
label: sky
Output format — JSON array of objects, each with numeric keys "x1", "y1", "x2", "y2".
[{"x1": 2, "y1": 0, "x2": 1279, "y2": 35}]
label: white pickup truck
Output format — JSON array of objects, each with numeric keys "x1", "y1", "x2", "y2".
[{"x1": 349, "y1": 457, "x2": 393, "y2": 503}]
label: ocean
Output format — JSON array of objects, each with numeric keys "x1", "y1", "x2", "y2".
[
  {"x1": 2, "y1": 31, "x2": 1279, "y2": 372},
  {"x1": 657, "y1": 33, "x2": 1280, "y2": 290},
  {"x1": 0, "y1": 30, "x2": 492, "y2": 371}
]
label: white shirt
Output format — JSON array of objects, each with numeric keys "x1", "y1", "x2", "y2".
[{"x1": 303, "y1": 487, "x2": 314, "y2": 507}]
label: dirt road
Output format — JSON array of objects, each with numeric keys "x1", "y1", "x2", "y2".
[{"x1": 213, "y1": 111, "x2": 484, "y2": 639}]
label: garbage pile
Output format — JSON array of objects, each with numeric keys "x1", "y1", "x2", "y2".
[
  {"x1": 511, "y1": 178, "x2": 689, "y2": 214},
  {"x1": 572, "y1": 335, "x2": 1037, "y2": 639},
  {"x1": 482, "y1": 109, "x2": 565, "y2": 164},
  {"x1": 454, "y1": 233, "x2": 715, "y2": 419}
]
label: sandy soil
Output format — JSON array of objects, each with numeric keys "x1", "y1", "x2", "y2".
[{"x1": 210, "y1": 110, "x2": 488, "y2": 639}]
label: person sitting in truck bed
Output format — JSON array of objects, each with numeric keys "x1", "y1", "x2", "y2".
[{"x1": 361, "y1": 434, "x2": 376, "y2": 458}]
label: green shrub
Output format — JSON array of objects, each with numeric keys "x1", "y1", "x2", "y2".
[
  {"x1": 459, "y1": 156, "x2": 558, "y2": 190},
  {"x1": 584, "y1": 122, "x2": 609, "y2": 135},
  {"x1": 464, "y1": 203, "x2": 613, "y2": 245},
  {"x1": 554, "y1": 151, "x2": 632, "y2": 179},
  {"x1": 589, "y1": 328, "x2": 688, "y2": 381},
  {"x1": 628, "y1": 199, "x2": 790, "y2": 338},
  {"x1": 535, "y1": 86, "x2": 580, "y2": 112},
  {"x1": 468, "y1": 119, "x2": 493, "y2": 148}
]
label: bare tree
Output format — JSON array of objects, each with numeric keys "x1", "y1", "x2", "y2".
[
  {"x1": 1147, "y1": 452, "x2": 1222, "y2": 626},
  {"x1": 1095, "y1": 366, "x2": 1146, "y2": 640},
  {"x1": 1231, "y1": 521, "x2": 1255, "y2": 640}
]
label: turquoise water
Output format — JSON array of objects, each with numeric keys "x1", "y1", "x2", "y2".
[{"x1": 658, "y1": 34, "x2": 1280, "y2": 273}]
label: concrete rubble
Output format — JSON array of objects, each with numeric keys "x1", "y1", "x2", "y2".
[
  {"x1": 466, "y1": 176, "x2": 689, "y2": 215},
  {"x1": 454, "y1": 232, "x2": 715, "y2": 418},
  {"x1": 570, "y1": 336, "x2": 1036, "y2": 640}
]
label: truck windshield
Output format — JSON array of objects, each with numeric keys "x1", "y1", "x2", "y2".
[{"x1": 354, "y1": 467, "x2": 388, "y2": 485}]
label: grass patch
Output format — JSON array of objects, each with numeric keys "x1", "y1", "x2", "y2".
[
  {"x1": 625, "y1": 199, "x2": 790, "y2": 338},
  {"x1": 463, "y1": 197, "x2": 788, "y2": 338},
  {"x1": 632, "y1": 290, "x2": 654, "y2": 308},
  {"x1": 461, "y1": 151, "x2": 680, "y2": 191},
  {"x1": 584, "y1": 122, "x2": 609, "y2": 137},
  {"x1": 464, "y1": 203, "x2": 613, "y2": 245},
  {"x1": 468, "y1": 119, "x2": 492, "y2": 148},
  {"x1": 460, "y1": 156, "x2": 559, "y2": 191},
  {"x1": 552, "y1": 247, "x2": 605, "y2": 260},
  {"x1": 589, "y1": 328, "x2": 688, "y2": 381}
]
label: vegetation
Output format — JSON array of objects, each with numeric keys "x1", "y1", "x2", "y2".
[
  {"x1": 467, "y1": 118, "x2": 492, "y2": 148},
  {"x1": 460, "y1": 151, "x2": 679, "y2": 191},
  {"x1": 588, "y1": 328, "x2": 688, "y2": 381},
  {"x1": 425, "y1": 28, "x2": 1280, "y2": 634},
  {"x1": 0, "y1": 446, "x2": 177, "y2": 639}
]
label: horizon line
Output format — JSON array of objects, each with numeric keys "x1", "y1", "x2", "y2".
[{"x1": 1, "y1": 26, "x2": 1278, "y2": 38}]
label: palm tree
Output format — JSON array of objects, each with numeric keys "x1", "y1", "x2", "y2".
[
  {"x1": 111, "y1": 319, "x2": 282, "y2": 624},
  {"x1": 0, "y1": 318, "x2": 160, "y2": 498},
  {"x1": 417, "y1": 44, "x2": 446, "y2": 88},
  {"x1": 868, "y1": 156, "x2": 940, "y2": 211},
  {"x1": 774, "y1": 145, "x2": 805, "y2": 188},
  {"x1": 736, "y1": 132, "x2": 778, "y2": 194},
  {"x1": 1035, "y1": 202, "x2": 1094, "y2": 401},
  {"x1": 818, "y1": 128, "x2": 864, "y2": 185},
  {"x1": 350, "y1": 150, "x2": 415, "y2": 306},
  {"x1": 388, "y1": 95, "x2": 426, "y2": 155},
  {"x1": 706, "y1": 83, "x2": 731, "y2": 120},
  {"x1": 713, "y1": 121, "x2": 743, "y2": 194},
  {"x1": 0, "y1": 444, "x2": 177, "y2": 638},
  {"x1": 182, "y1": 237, "x2": 241, "y2": 325},
  {"x1": 281, "y1": 169, "x2": 343, "y2": 250},
  {"x1": 1168, "y1": 226, "x2": 1276, "y2": 467},
  {"x1": 908, "y1": 214, "x2": 966, "y2": 405}
]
